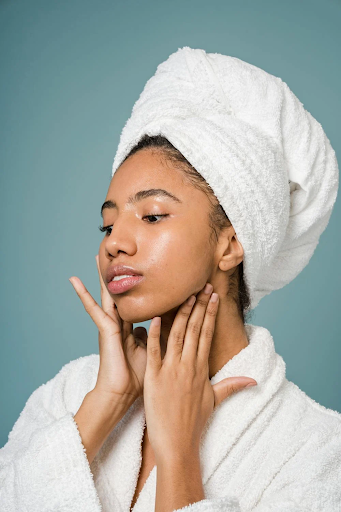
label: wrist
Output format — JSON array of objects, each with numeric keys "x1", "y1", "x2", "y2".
[
  {"x1": 88, "y1": 388, "x2": 133, "y2": 425},
  {"x1": 156, "y1": 446, "x2": 201, "y2": 468},
  {"x1": 74, "y1": 389, "x2": 131, "y2": 465}
]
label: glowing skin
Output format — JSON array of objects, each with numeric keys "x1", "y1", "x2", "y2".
[{"x1": 99, "y1": 148, "x2": 249, "y2": 381}]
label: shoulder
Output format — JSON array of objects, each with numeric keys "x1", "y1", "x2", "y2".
[
  {"x1": 260, "y1": 380, "x2": 341, "y2": 506},
  {"x1": 277, "y1": 378, "x2": 341, "y2": 455},
  {"x1": 42, "y1": 353, "x2": 100, "y2": 414},
  {"x1": 283, "y1": 378, "x2": 341, "y2": 429}
]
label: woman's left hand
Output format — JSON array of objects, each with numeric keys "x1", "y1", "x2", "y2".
[{"x1": 143, "y1": 283, "x2": 258, "y2": 463}]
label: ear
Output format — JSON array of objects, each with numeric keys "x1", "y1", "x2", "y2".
[{"x1": 217, "y1": 227, "x2": 244, "y2": 273}]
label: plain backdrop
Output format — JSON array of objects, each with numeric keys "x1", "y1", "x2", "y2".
[{"x1": 1, "y1": 0, "x2": 340, "y2": 448}]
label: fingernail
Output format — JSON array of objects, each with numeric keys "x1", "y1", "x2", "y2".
[
  {"x1": 204, "y1": 283, "x2": 213, "y2": 294},
  {"x1": 69, "y1": 277, "x2": 78, "y2": 290},
  {"x1": 187, "y1": 295, "x2": 196, "y2": 307},
  {"x1": 245, "y1": 381, "x2": 257, "y2": 388},
  {"x1": 69, "y1": 277, "x2": 80, "y2": 291},
  {"x1": 210, "y1": 292, "x2": 219, "y2": 303}
]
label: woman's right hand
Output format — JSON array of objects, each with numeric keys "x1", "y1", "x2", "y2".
[{"x1": 69, "y1": 255, "x2": 148, "y2": 409}]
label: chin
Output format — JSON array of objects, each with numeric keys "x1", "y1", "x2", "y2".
[
  {"x1": 115, "y1": 304, "x2": 156, "y2": 324},
  {"x1": 115, "y1": 292, "x2": 184, "y2": 324}
]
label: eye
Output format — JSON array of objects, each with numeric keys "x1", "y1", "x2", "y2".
[
  {"x1": 98, "y1": 224, "x2": 113, "y2": 236},
  {"x1": 98, "y1": 214, "x2": 168, "y2": 237},
  {"x1": 143, "y1": 213, "x2": 169, "y2": 223}
]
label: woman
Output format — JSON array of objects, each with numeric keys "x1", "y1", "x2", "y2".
[{"x1": 1, "y1": 47, "x2": 340, "y2": 512}]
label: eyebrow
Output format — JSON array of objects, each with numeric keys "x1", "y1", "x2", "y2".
[{"x1": 100, "y1": 188, "x2": 183, "y2": 217}]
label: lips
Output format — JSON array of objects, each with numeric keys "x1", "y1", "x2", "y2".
[
  {"x1": 106, "y1": 264, "x2": 143, "y2": 283},
  {"x1": 108, "y1": 275, "x2": 145, "y2": 294}
]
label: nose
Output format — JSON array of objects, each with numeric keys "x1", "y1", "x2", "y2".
[{"x1": 104, "y1": 214, "x2": 137, "y2": 258}]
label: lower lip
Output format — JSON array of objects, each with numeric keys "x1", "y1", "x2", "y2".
[{"x1": 108, "y1": 275, "x2": 144, "y2": 294}]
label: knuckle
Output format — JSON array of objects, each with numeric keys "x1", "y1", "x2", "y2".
[
  {"x1": 195, "y1": 297, "x2": 207, "y2": 308},
  {"x1": 172, "y1": 331, "x2": 185, "y2": 348},
  {"x1": 178, "y1": 307, "x2": 190, "y2": 318},
  {"x1": 79, "y1": 286, "x2": 88, "y2": 296},
  {"x1": 206, "y1": 304, "x2": 217, "y2": 317},
  {"x1": 79, "y1": 289, "x2": 89, "y2": 302},
  {"x1": 149, "y1": 346, "x2": 160, "y2": 357},
  {"x1": 86, "y1": 300, "x2": 98, "y2": 314},
  {"x1": 202, "y1": 325, "x2": 214, "y2": 340},
  {"x1": 229, "y1": 382, "x2": 237, "y2": 394},
  {"x1": 188, "y1": 321, "x2": 202, "y2": 336}
]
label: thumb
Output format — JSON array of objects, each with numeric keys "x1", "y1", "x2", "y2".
[{"x1": 212, "y1": 377, "x2": 257, "y2": 409}]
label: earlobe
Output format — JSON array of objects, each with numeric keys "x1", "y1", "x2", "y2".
[
  {"x1": 218, "y1": 257, "x2": 233, "y2": 272},
  {"x1": 218, "y1": 250, "x2": 243, "y2": 272}
]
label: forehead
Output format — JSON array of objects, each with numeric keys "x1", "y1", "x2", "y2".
[
  {"x1": 111, "y1": 149, "x2": 185, "y2": 186},
  {"x1": 107, "y1": 149, "x2": 196, "y2": 201}
]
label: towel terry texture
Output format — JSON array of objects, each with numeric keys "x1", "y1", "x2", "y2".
[
  {"x1": 111, "y1": 46, "x2": 339, "y2": 310},
  {"x1": 1, "y1": 324, "x2": 340, "y2": 511}
]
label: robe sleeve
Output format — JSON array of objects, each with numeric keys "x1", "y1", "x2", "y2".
[
  {"x1": 172, "y1": 422, "x2": 341, "y2": 512},
  {"x1": 0, "y1": 358, "x2": 103, "y2": 512}
]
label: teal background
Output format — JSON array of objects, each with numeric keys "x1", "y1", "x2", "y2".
[{"x1": 1, "y1": 0, "x2": 340, "y2": 447}]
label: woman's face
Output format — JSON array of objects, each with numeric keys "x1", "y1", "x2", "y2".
[{"x1": 99, "y1": 148, "x2": 219, "y2": 323}]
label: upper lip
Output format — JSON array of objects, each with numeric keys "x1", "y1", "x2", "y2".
[{"x1": 106, "y1": 265, "x2": 143, "y2": 283}]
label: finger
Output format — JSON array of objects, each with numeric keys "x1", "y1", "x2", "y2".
[
  {"x1": 196, "y1": 292, "x2": 219, "y2": 367},
  {"x1": 69, "y1": 276, "x2": 119, "y2": 335},
  {"x1": 181, "y1": 283, "x2": 213, "y2": 364},
  {"x1": 122, "y1": 319, "x2": 133, "y2": 342},
  {"x1": 95, "y1": 255, "x2": 116, "y2": 317},
  {"x1": 146, "y1": 317, "x2": 162, "y2": 373},
  {"x1": 123, "y1": 321, "x2": 139, "y2": 352},
  {"x1": 212, "y1": 377, "x2": 258, "y2": 409},
  {"x1": 163, "y1": 294, "x2": 197, "y2": 364},
  {"x1": 114, "y1": 302, "x2": 123, "y2": 333}
]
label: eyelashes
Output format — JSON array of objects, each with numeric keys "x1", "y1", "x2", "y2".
[
  {"x1": 98, "y1": 214, "x2": 169, "y2": 236},
  {"x1": 98, "y1": 225, "x2": 112, "y2": 236}
]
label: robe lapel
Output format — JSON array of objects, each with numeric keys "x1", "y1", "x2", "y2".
[
  {"x1": 92, "y1": 323, "x2": 286, "y2": 512},
  {"x1": 199, "y1": 323, "x2": 286, "y2": 485}
]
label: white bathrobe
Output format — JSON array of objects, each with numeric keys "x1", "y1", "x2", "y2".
[{"x1": 1, "y1": 323, "x2": 340, "y2": 512}]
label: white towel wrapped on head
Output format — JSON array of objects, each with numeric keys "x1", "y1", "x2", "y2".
[{"x1": 112, "y1": 46, "x2": 339, "y2": 310}]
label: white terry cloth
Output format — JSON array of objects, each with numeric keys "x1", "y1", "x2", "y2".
[
  {"x1": 1, "y1": 324, "x2": 340, "y2": 511},
  {"x1": 111, "y1": 46, "x2": 339, "y2": 311}
]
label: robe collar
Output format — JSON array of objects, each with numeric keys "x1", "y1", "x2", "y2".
[{"x1": 91, "y1": 323, "x2": 286, "y2": 511}]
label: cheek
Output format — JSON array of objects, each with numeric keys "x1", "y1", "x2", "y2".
[{"x1": 146, "y1": 229, "x2": 212, "y2": 285}]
